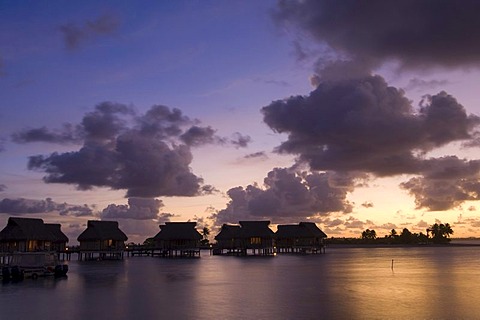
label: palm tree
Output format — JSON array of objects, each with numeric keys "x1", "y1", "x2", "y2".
[
  {"x1": 429, "y1": 222, "x2": 454, "y2": 243},
  {"x1": 200, "y1": 226, "x2": 210, "y2": 246},
  {"x1": 202, "y1": 227, "x2": 210, "y2": 240},
  {"x1": 389, "y1": 229, "x2": 398, "y2": 238},
  {"x1": 440, "y1": 223, "x2": 453, "y2": 239},
  {"x1": 361, "y1": 229, "x2": 377, "y2": 240},
  {"x1": 399, "y1": 228, "x2": 414, "y2": 244}
]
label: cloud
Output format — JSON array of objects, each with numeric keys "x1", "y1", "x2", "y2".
[
  {"x1": 230, "y1": 132, "x2": 251, "y2": 148},
  {"x1": 12, "y1": 124, "x2": 82, "y2": 144},
  {"x1": 211, "y1": 167, "x2": 357, "y2": 226},
  {"x1": 275, "y1": 0, "x2": 480, "y2": 69},
  {"x1": 0, "y1": 198, "x2": 56, "y2": 214},
  {"x1": 0, "y1": 197, "x2": 94, "y2": 216},
  {"x1": 270, "y1": 0, "x2": 480, "y2": 214},
  {"x1": 343, "y1": 216, "x2": 365, "y2": 229},
  {"x1": 378, "y1": 223, "x2": 397, "y2": 231},
  {"x1": 244, "y1": 151, "x2": 268, "y2": 160},
  {"x1": 82, "y1": 101, "x2": 134, "y2": 142},
  {"x1": 400, "y1": 156, "x2": 480, "y2": 211},
  {"x1": 59, "y1": 13, "x2": 120, "y2": 51},
  {"x1": 361, "y1": 202, "x2": 374, "y2": 208},
  {"x1": 0, "y1": 184, "x2": 6, "y2": 192},
  {"x1": 179, "y1": 126, "x2": 218, "y2": 146},
  {"x1": 404, "y1": 78, "x2": 450, "y2": 92},
  {"x1": 325, "y1": 218, "x2": 343, "y2": 227},
  {"x1": 100, "y1": 197, "x2": 164, "y2": 220},
  {"x1": 22, "y1": 102, "x2": 219, "y2": 198},
  {"x1": 416, "y1": 220, "x2": 429, "y2": 228},
  {"x1": 262, "y1": 72, "x2": 480, "y2": 177}
]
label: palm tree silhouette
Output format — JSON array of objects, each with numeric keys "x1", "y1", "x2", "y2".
[{"x1": 428, "y1": 223, "x2": 453, "y2": 243}]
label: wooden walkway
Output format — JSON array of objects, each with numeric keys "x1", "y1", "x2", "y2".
[{"x1": 125, "y1": 247, "x2": 201, "y2": 258}]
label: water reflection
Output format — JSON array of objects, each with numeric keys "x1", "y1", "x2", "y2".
[{"x1": 2, "y1": 247, "x2": 480, "y2": 319}]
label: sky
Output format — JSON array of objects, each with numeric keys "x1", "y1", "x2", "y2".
[{"x1": 2, "y1": 0, "x2": 480, "y2": 244}]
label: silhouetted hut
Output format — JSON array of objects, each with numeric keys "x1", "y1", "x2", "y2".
[
  {"x1": 153, "y1": 222, "x2": 202, "y2": 257},
  {"x1": 44, "y1": 223, "x2": 69, "y2": 252},
  {"x1": 77, "y1": 220, "x2": 127, "y2": 260},
  {"x1": 0, "y1": 217, "x2": 68, "y2": 252},
  {"x1": 239, "y1": 221, "x2": 275, "y2": 255},
  {"x1": 213, "y1": 224, "x2": 242, "y2": 255},
  {"x1": 276, "y1": 222, "x2": 327, "y2": 254}
]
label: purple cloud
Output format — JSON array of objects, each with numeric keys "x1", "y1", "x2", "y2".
[
  {"x1": 211, "y1": 168, "x2": 357, "y2": 226},
  {"x1": 59, "y1": 13, "x2": 120, "y2": 51}
]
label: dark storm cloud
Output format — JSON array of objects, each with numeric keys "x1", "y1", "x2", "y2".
[
  {"x1": 23, "y1": 102, "x2": 219, "y2": 198},
  {"x1": 211, "y1": 168, "x2": 355, "y2": 226},
  {"x1": 262, "y1": 73, "x2": 480, "y2": 176},
  {"x1": 0, "y1": 197, "x2": 94, "y2": 216},
  {"x1": 101, "y1": 197, "x2": 164, "y2": 220},
  {"x1": 401, "y1": 156, "x2": 480, "y2": 211},
  {"x1": 275, "y1": 0, "x2": 480, "y2": 68},
  {"x1": 12, "y1": 124, "x2": 82, "y2": 144},
  {"x1": 59, "y1": 13, "x2": 120, "y2": 51}
]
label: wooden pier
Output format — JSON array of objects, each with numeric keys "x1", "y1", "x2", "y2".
[
  {"x1": 212, "y1": 247, "x2": 275, "y2": 256},
  {"x1": 126, "y1": 246, "x2": 200, "y2": 258},
  {"x1": 276, "y1": 245, "x2": 326, "y2": 254}
]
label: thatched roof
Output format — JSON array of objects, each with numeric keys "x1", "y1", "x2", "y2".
[
  {"x1": 154, "y1": 222, "x2": 202, "y2": 241},
  {"x1": 239, "y1": 221, "x2": 274, "y2": 238},
  {"x1": 0, "y1": 217, "x2": 57, "y2": 241},
  {"x1": 214, "y1": 224, "x2": 241, "y2": 240},
  {"x1": 276, "y1": 222, "x2": 327, "y2": 239},
  {"x1": 300, "y1": 222, "x2": 327, "y2": 238},
  {"x1": 77, "y1": 220, "x2": 128, "y2": 242},
  {"x1": 44, "y1": 224, "x2": 69, "y2": 243},
  {"x1": 276, "y1": 225, "x2": 306, "y2": 238}
]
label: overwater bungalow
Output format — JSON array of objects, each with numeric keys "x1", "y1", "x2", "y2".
[
  {"x1": 239, "y1": 221, "x2": 275, "y2": 255},
  {"x1": 44, "y1": 223, "x2": 69, "y2": 252},
  {"x1": 275, "y1": 222, "x2": 327, "y2": 254},
  {"x1": 0, "y1": 217, "x2": 68, "y2": 253},
  {"x1": 213, "y1": 224, "x2": 242, "y2": 255},
  {"x1": 77, "y1": 220, "x2": 127, "y2": 260},
  {"x1": 213, "y1": 221, "x2": 275, "y2": 256},
  {"x1": 153, "y1": 222, "x2": 202, "y2": 257}
]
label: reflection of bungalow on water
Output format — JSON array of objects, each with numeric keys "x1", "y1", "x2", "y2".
[
  {"x1": 0, "y1": 217, "x2": 68, "y2": 253},
  {"x1": 275, "y1": 222, "x2": 327, "y2": 254},
  {"x1": 153, "y1": 222, "x2": 202, "y2": 257},
  {"x1": 214, "y1": 221, "x2": 275, "y2": 256},
  {"x1": 77, "y1": 220, "x2": 127, "y2": 260}
]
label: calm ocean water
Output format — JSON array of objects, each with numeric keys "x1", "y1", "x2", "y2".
[{"x1": 2, "y1": 245, "x2": 480, "y2": 320}]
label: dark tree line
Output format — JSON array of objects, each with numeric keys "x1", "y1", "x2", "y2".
[
  {"x1": 329, "y1": 222, "x2": 454, "y2": 245},
  {"x1": 365, "y1": 222, "x2": 453, "y2": 245}
]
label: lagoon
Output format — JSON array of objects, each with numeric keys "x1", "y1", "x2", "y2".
[{"x1": 2, "y1": 245, "x2": 480, "y2": 319}]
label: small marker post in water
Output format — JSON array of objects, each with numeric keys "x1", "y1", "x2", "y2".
[{"x1": 391, "y1": 259, "x2": 394, "y2": 270}]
